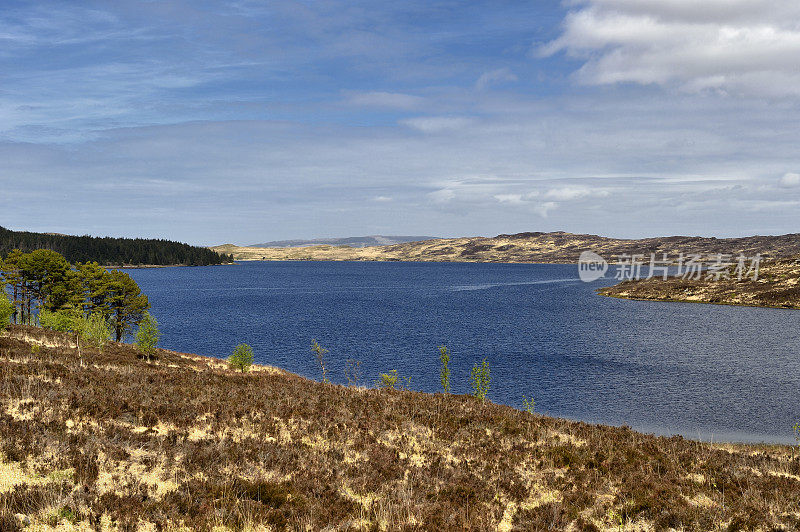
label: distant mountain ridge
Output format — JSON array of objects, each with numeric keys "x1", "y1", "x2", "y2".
[
  {"x1": 213, "y1": 231, "x2": 800, "y2": 263},
  {"x1": 249, "y1": 235, "x2": 437, "y2": 248}
]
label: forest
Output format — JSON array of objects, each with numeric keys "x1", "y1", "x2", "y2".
[
  {"x1": 0, "y1": 249, "x2": 149, "y2": 341},
  {"x1": 0, "y1": 226, "x2": 233, "y2": 266}
]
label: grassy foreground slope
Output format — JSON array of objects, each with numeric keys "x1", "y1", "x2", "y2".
[
  {"x1": 212, "y1": 232, "x2": 800, "y2": 263},
  {"x1": 600, "y1": 257, "x2": 800, "y2": 309},
  {"x1": 2, "y1": 327, "x2": 800, "y2": 530}
]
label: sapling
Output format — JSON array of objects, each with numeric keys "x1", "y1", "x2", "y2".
[
  {"x1": 470, "y1": 358, "x2": 491, "y2": 402},
  {"x1": 229, "y1": 343, "x2": 254, "y2": 373},
  {"x1": 438, "y1": 345, "x2": 451, "y2": 393}
]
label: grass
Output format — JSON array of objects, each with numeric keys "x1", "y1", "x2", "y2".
[{"x1": 1, "y1": 324, "x2": 800, "y2": 530}]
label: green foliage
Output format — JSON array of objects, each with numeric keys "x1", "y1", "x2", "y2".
[
  {"x1": 0, "y1": 225, "x2": 231, "y2": 266},
  {"x1": 522, "y1": 394, "x2": 535, "y2": 414},
  {"x1": 135, "y1": 311, "x2": 160, "y2": 362},
  {"x1": 0, "y1": 291, "x2": 12, "y2": 332},
  {"x1": 470, "y1": 358, "x2": 491, "y2": 402},
  {"x1": 79, "y1": 313, "x2": 112, "y2": 351},
  {"x1": 311, "y1": 339, "x2": 329, "y2": 383},
  {"x1": 377, "y1": 369, "x2": 412, "y2": 390},
  {"x1": 229, "y1": 343, "x2": 254, "y2": 373},
  {"x1": 39, "y1": 308, "x2": 79, "y2": 333},
  {"x1": 344, "y1": 358, "x2": 362, "y2": 387},
  {"x1": 378, "y1": 370, "x2": 399, "y2": 389},
  {"x1": 438, "y1": 345, "x2": 451, "y2": 393},
  {"x1": 104, "y1": 270, "x2": 150, "y2": 341},
  {"x1": 1, "y1": 249, "x2": 151, "y2": 338},
  {"x1": 40, "y1": 309, "x2": 111, "y2": 351},
  {"x1": 794, "y1": 422, "x2": 800, "y2": 446}
]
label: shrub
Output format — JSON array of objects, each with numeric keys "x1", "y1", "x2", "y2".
[
  {"x1": 229, "y1": 343, "x2": 254, "y2": 373},
  {"x1": 378, "y1": 370, "x2": 399, "y2": 389},
  {"x1": 311, "y1": 339, "x2": 329, "y2": 383},
  {"x1": 438, "y1": 345, "x2": 451, "y2": 393},
  {"x1": 79, "y1": 313, "x2": 112, "y2": 351},
  {"x1": 794, "y1": 422, "x2": 800, "y2": 446},
  {"x1": 522, "y1": 394, "x2": 535, "y2": 414},
  {"x1": 470, "y1": 358, "x2": 491, "y2": 402},
  {"x1": 377, "y1": 369, "x2": 411, "y2": 390},
  {"x1": 135, "y1": 311, "x2": 160, "y2": 362},
  {"x1": 41, "y1": 310, "x2": 111, "y2": 352},
  {"x1": 39, "y1": 308, "x2": 77, "y2": 333},
  {"x1": 0, "y1": 292, "x2": 12, "y2": 332}
]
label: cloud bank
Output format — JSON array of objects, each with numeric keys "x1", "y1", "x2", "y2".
[{"x1": 544, "y1": 0, "x2": 800, "y2": 97}]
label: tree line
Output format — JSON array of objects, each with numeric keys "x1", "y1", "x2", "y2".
[
  {"x1": 0, "y1": 226, "x2": 233, "y2": 266},
  {"x1": 1, "y1": 249, "x2": 149, "y2": 341}
]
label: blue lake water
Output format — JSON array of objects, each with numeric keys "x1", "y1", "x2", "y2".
[{"x1": 126, "y1": 261, "x2": 800, "y2": 444}]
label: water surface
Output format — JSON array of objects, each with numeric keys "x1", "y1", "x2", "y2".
[{"x1": 126, "y1": 261, "x2": 800, "y2": 444}]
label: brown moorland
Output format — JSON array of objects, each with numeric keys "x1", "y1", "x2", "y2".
[
  {"x1": 1, "y1": 325, "x2": 800, "y2": 530},
  {"x1": 600, "y1": 257, "x2": 800, "y2": 309},
  {"x1": 212, "y1": 231, "x2": 800, "y2": 264}
]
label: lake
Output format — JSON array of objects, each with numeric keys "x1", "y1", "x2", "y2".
[{"x1": 126, "y1": 261, "x2": 800, "y2": 444}]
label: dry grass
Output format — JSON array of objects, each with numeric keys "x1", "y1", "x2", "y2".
[
  {"x1": 1, "y1": 325, "x2": 800, "y2": 530},
  {"x1": 600, "y1": 257, "x2": 800, "y2": 309},
  {"x1": 212, "y1": 232, "x2": 800, "y2": 264}
]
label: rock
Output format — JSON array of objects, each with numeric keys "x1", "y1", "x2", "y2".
[{"x1": 14, "y1": 513, "x2": 30, "y2": 527}]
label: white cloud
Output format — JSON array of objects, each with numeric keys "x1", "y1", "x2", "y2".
[
  {"x1": 476, "y1": 68, "x2": 518, "y2": 90},
  {"x1": 494, "y1": 193, "x2": 525, "y2": 204},
  {"x1": 543, "y1": 0, "x2": 800, "y2": 97},
  {"x1": 780, "y1": 172, "x2": 800, "y2": 187},
  {"x1": 400, "y1": 116, "x2": 474, "y2": 133},
  {"x1": 544, "y1": 185, "x2": 609, "y2": 201},
  {"x1": 533, "y1": 201, "x2": 558, "y2": 218},
  {"x1": 373, "y1": 195, "x2": 393, "y2": 202}
]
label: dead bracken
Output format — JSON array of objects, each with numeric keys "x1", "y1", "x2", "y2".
[{"x1": 1, "y1": 324, "x2": 800, "y2": 530}]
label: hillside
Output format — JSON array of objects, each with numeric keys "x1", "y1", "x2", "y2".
[
  {"x1": 250, "y1": 235, "x2": 438, "y2": 248},
  {"x1": 2, "y1": 325, "x2": 800, "y2": 530},
  {"x1": 213, "y1": 231, "x2": 800, "y2": 263},
  {"x1": 600, "y1": 256, "x2": 800, "y2": 309},
  {"x1": 0, "y1": 226, "x2": 232, "y2": 266}
]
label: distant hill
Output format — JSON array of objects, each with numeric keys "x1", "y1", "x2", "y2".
[
  {"x1": 249, "y1": 235, "x2": 437, "y2": 248},
  {"x1": 213, "y1": 231, "x2": 800, "y2": 263},
  {"x1": 0, "y1": 226, "x2": 233, "y2": 266}
]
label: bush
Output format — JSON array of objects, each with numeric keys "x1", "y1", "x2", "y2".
[
  {"x1": 39, "y1": 308, "x2": 77, "y2": 333},
  {"x1": 135, "y1": 311, "x2": 160, "y2": 362},
  {"x1": 378, "y1": 370, "x2": 399, "y2": 389},
  {"x1": 438, "y1": 345, "x2": 451, "y2": 393},
  {"x1": 0, "y1": 291, "x2": 12, "y2": 332},
  {"x1": 522, "y1": 394, "x2": 535, "y2": 414},
  {"x1": 40, "y1": 310, "x2": 111, "y2": 351},
  {"x1": 80, "y1": 313, "x2": 112, "y2": 351},
  {"x1": 470, "y1": 358, "x2": 491, "y2": 402},
  {"x1": 229, "y1": 343, "x2": 254, "y2": 373},
  {"x1": 377, "y1": 369, "x2": 411, "y2": 390}
]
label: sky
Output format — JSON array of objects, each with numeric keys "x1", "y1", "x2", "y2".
[{"x1": 2, "y1": 0, "x2": 800, "y2": 245}]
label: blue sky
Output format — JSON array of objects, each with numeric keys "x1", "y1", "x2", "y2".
[{"x1": 2, "y1": 0, "x2": 800, "y2": 245}]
